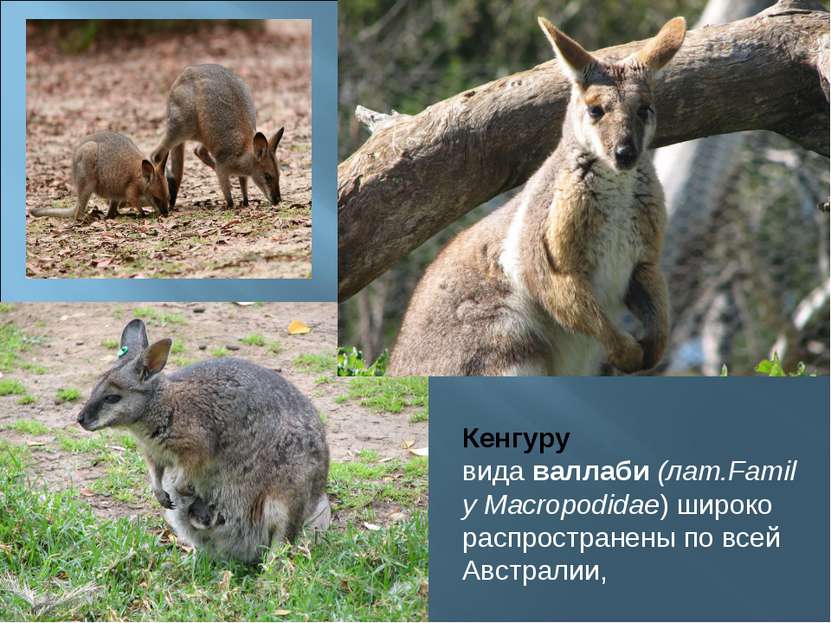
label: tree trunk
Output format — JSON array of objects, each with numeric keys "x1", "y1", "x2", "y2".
[
  {"x1": 655, "y1": 0, "x2": 772, "y2": 370},
  {"x1": 338, "y1": 1, "x2": 830, "y2": 300}
]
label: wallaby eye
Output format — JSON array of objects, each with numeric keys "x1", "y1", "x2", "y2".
[
  {"x1": 638, "y1": 104, "x2": 653, "y2": 120},
  {"x1": 587, "y1": 105, "x2": 604, "y2": 120},
  {"x1": 264, "y1": 173, "x2": 273, "y2": 184},
  {"x1": 103, "y1": 394, "x2": 122, "y2": 404}
]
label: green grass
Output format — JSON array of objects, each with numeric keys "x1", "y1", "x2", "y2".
[
  {"x1": 0, "y1": 442, "x2": 428, "y2": 621},
  {"x1": 292, "y1": 352, "x2": 335, "y2": 375},
  {"x1": 0, "y1": 303, "x2": 14, "y2": 313},
  {"x1": 17, "y1": 394, "x2": 37, "y2": 406},
  {"x1": 171, "y1": 356, "x2": 195, "y2": 368},
  {"x1": 3, "y1": 418, "x2": 49, "y2": 435},
  {"x1": 131, "y1": 307, "x2": 187, "y2": 327},
  {"x1": 339, "y1": 377, "x2": 429, "y2": 422},
  {"x1": 0, "y1": 323, "x2": 28, "y2": 372},
  {"x1": 240, "y1": 333, "x2": 267, "y2": 347},
  {"x1": 329, "y1": 453, "x2": 428, "y2": 513},
  {"x1": 100, "y1": 338, "x2": 119, "y2": 349},
  {"x1": 56, "y1": 388, "x2": 82, "y2": 403},
  {"x1": 170, "y1": 340, "x2": 185, "y2": 355},
  {"x1": 0, "y1": 378, "x2": 26, "y2": 396},
  {"x1": 20, "y1": 362, "x2": 47, "y2": 375},
  {"x1": 210, "y1": 347, "x2": 229, "y2": 358},
  {"x1": 266, "y1": 340, "x2": 283, "y2": 355}
]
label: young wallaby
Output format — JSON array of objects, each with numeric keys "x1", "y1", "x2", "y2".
[
  {"x1": 77, "y1": 319, "x2": 330, "y2": 563},
  {"x1": 151, "y1": 64, "x2": 284, "y2": 209},
  {"x1": 167, "y1": 476, "x2": 226, "y2": 530},
  {"x1": 389, "y1": 17, "x2": 686, "y2": 376},
  {"x1": 30, "y1": 132, "x2": 170, "y2": 222}
]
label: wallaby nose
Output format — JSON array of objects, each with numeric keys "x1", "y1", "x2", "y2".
[
  {"x1": 271, "y1": 193, "x2": 281, "y2": 206},
  {"x1": 614, "y1": 141, "x2": 638, "y2": 169}
]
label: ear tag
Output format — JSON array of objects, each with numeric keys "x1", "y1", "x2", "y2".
[{"x1": 118, "y1": 346, "x2": 129, "y2": 359}]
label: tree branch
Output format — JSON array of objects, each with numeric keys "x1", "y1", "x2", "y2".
[{"x1": 338, "y1": 3, "x2": 829, "y2": 300}]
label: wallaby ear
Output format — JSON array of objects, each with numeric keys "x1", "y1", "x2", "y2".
[
  {"x1": 141, "y1": 159, "x2": 155, "y2": 184},
  {"x1": 156, "y1": 151, "x2": 169, "y2": 174},
  {"x1": 140, "y1": 338, "x2": 171, "y2": 379},
  {"x1": 253, "y1": 132, "x2": 269, "y2": 160},
  {"x1": 120, "y1": 319, "x2": 149, "y2": 353},
  {"x1": 637, "y1": 16, "x2": 686, "y2": 73},
  {"x1": 269, "y1": 127, "x2": 284, "y2": 153},
  {"x1": 538, "y1": 16, "x2": 597, "y2": 85}
]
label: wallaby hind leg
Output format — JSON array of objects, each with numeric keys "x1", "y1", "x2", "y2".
[
  {"x1": 239, "y1": 177, "x2": 249, "y2": 207},
  {"x1": 106, "y1": 200, "x2": 123, "y2": 220},
  {"x1": 167, "y1": 143, "x2": 185, "y2": 209}
]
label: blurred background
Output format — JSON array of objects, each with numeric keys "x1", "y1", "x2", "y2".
[{"x1": 338, "y1": 0, "x2": 830, "y2": 376}]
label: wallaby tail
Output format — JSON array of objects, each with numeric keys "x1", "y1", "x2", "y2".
[{"x1": 29, "y1": 205, "x2": 77, "y2": 218}]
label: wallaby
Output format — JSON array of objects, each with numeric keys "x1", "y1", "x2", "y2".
[
  {"x1": 151, "y1": 64, "x2": 284, "y2": 209},
  {"x1": 30, "y1": 132, "x2": 169, "y2": 222},
  {"x1": 389, "y1": 17, "x2": 686, "y2": 376},
  {"x1": 77, "y1": 319, "x2": 330, "y2": 563}
]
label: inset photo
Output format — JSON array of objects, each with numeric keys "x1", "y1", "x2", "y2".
[
  {"x1": 337, "y1": 2, "x2": 829, "y2": 378},
  {"x1": 0, "y1": 302, "x2": 427, "y2": 620},
  {"x1": 25, "y1": 20, "x2": 312, "y2": 279}
]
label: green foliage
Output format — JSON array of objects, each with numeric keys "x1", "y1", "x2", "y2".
[
  {"x1": 720, "y1": 353, "x2": 817, "y2": 377},
  {"x1": 100, "y1": 338, "x2": 119, "y2": 349},
  {"x1": 56, "y1": 387, "x2": 82, "y2": 403},
  {"x1": 338, "y1": 346, "x2": 388, "y2": 376},
  {"x1": 210, "y1": 347, "x2": 229, "y2": 358},
  {"x1": 0, "y1": 303, "x2": 13, "y2": 313},
  {"x1": 755, "y1": 353, "x2": 815, "y2": 377},
  {"x1": 17, "y1": 395, "x2": 37, "y2": 406}
]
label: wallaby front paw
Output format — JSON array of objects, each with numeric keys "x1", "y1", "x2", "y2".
[
  {"x1": 154, "y1": 488, "x2": 175, "y2": 510},
  {"x1": 610, "y1": 335, "x2": 644, "y2": 374}
]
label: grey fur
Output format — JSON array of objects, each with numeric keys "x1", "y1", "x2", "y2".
[{"x1": 77, "y1": 319, "x2": 330, "y2": 563}]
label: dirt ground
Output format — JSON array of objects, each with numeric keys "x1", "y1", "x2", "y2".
[
  {"x1": 25, "y1": 21, "x2": 312, "y2": 279},
  {"x1": 0, "y1": 303, "x2": 428, "y2": 520}
]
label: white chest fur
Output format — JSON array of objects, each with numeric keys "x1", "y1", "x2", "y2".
[{"x1": 498, "y1": 163, "x2": 642, "y2": 376}]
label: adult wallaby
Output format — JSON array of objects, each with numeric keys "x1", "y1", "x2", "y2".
[
  {"x1": 29, "y1": 132, "x2": 169, "y2": 222},
  {"x1": 151, "y1": 64, "x2": 284, "y2": 209},
  {"x1": 389, "y1": 17, "x2": 686, "y2": 376},
  {"x1": 77, "y1": 319, "x2": 330, "y2": 563}
]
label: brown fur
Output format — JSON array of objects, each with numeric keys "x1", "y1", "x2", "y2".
[
  {"x1": 30, "y1": 132, "x2": 169, "y2": 221},
  {"x1": 389, "y1": 17, "x2": 684, "y2": 376}
]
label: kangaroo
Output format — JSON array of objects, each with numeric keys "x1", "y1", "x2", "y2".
[
  {"x1": 151, "y1": 64, "x2": 284, "y2": 209},
  {"x1": 30, "y1": 132, "x2": 169, "y2": 222},
  {"x1": 389, "y1": 17, "x2": 685, "y2": 376},
  {"x1": 77, "y1": 319, "x2": 330, "y2": 563}
]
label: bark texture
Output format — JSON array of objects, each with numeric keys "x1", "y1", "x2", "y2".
[{"x1": 338, "y1": 2, "x2": 830, "y2": 300}]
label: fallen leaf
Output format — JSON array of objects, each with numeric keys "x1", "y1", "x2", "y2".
[
  {"x1": 273, "y1": 609, "x2": 291, "y2": 617},
  {"x1": 402, "y1": 439, "x2": 415, "y2": 449},
  {"x1": 287, "y1": 319, "x2": 311, "y2": 335},
  {"x1": 409, "y1": 447, "x2": 429, "y2": 457},
  {"x1": 26, "y1": 441, "x2": 46, "y2": 447},
  {"x1": 362, "y1": 522, "x2": 381, "y2": 531}
]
